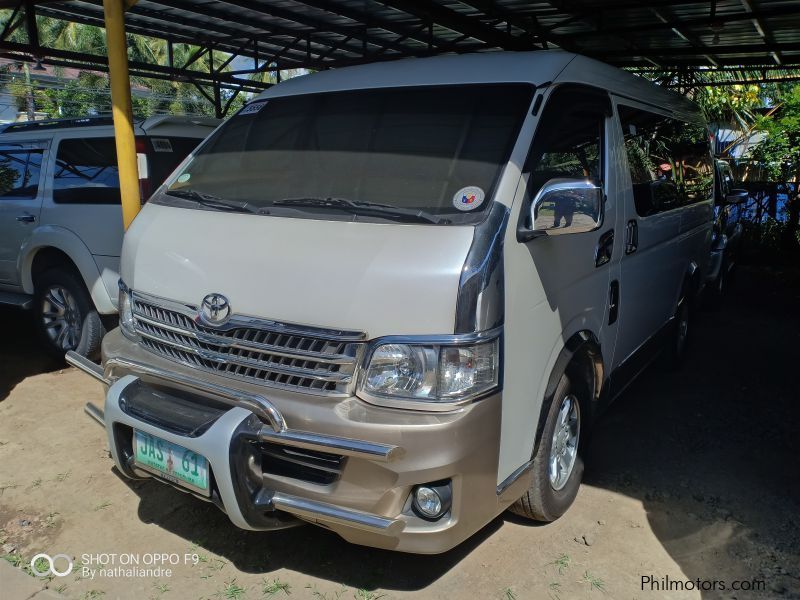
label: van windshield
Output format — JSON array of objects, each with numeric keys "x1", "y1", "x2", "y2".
[{"x1": 159, "y1": 84, "x2": 534, "y2": 225}]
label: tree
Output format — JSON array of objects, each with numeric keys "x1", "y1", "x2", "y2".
[{"x1": 749, "y1": 84, "x2": 800, "y2": 256}]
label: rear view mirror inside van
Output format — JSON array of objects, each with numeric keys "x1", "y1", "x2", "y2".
[{"x1": 520, "y1": 178, "x2": 604, "y2": 241}]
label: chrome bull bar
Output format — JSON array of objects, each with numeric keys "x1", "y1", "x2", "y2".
[
  {"x1": 66, "y1": 350, "x2": 406, "y2": 537},
  {"x1": 65, "y1": 351, "x2": 403, "y2": 464}
]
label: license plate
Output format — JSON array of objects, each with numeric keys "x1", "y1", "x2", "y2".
[{"x1": 133, "y1": 430, "x2": 210, "y2": 496}]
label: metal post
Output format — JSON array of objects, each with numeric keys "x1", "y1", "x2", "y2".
[{"x1": 102, "y1": 0, "x2": 141, "y2": 230}]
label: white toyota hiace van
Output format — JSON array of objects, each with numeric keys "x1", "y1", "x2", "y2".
[{"x1": 69, "y1": 51, "x2": 713, "y2": 553}]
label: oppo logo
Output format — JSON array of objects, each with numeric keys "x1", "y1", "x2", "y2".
[{"x1": 30, "y1": 553, "x2": 74, "y2": 577}]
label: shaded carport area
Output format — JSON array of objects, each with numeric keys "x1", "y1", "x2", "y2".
[{"x1": 0, "y1": 2, "x2": 799, "y2": 599}]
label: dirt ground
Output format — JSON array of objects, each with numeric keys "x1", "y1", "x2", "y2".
[{"x1": 1, "y1": 266, "x2": 798, "y2": 600}]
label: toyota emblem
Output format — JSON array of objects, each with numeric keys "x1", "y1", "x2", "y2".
[{"x1": 200, "y1": 293, "x2": 231, "y2": 325}]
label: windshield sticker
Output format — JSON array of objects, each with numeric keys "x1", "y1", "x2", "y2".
[
  {"x1": 239, "y1": 100, "x2": 268, "y2": 116},
  {"x1": 453, "y1": 186, "x2": 485, "y2": 211},
  {"x1": 176, "y1": 173, "x2": 191, "y2": 183}
]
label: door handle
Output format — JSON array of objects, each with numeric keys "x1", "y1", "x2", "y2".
[
  {"x1": 16, "y1": 214, "x2": 36, "y2": 223},
  {"x1": 595, "y1": 229, "x2": 614, "y2": 267},
  {"x1": 625, "y1": 219, "x2": 638, "y2": 254}
]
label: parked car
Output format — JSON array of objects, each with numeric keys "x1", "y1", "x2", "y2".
[
  {"x1": 708, "y1": 158, "x2": 747, "y2": 302},
  {"x1": 0, "y1": 115, "x2": 218, "y2": 358},
  {"x1": 69, "y1": 51, "x2": 713, "y2": 553}
]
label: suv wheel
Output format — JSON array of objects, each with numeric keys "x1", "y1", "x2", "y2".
[
  {"x1": 34, "y1": 269, "x2": 104, "y2": 360},
  {"x1": 510, "y1": 373, "x2": 584, "y2": 522},
  {"x1": 663, "y1": 294, "x2": 691, "y2": 370}
]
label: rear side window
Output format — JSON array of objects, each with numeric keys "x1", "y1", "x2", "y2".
[
  {"x1": 53, "y1": 136, "x2": 202, "y2": 204},
  {"x1": 0, "y1": 149, "x2": 42, "y2": 198},
  {"x1": 618, "y1": 105, "x2": 712, "y2": 217},
  {"x1": 54, "y1": 138, "x2": 121, "y2": 204},
  {"x1": 143, "y1": 137, "x2": 202, "y2": 188}
]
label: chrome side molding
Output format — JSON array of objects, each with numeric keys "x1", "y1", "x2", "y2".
[
  {"x1": 496, "y1": 460, "x2": 533, "y2": 496},
  {"x1": 271, "y1": 492, "x2": 404, "y2": 536}
]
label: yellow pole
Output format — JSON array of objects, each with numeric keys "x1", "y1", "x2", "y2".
[{"x1": 102, "y1": 0, "x2": 140, "y2": 230}]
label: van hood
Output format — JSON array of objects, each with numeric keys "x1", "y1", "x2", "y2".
[{"x1": 121, "y1": 203, "x2": 475, "y2": 338}]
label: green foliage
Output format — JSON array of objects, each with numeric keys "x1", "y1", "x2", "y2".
[
  {"x1": 750, "y1": 85, "x2": 800, "y2": 182},
  {"x1": 0, "y1": 12, "x2": 267, "y2": 118}
]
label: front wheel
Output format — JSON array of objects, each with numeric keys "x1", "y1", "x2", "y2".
[
  {"x1": 33, "y1": 268, "x2": 105, "y2": 361},
  {"x1": 510, "y1": 374, "x2": 584, "y2": 522}
]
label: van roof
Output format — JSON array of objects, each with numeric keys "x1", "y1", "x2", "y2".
[
  {"x1": 256, "y1": 51, "x2": 701, "y2": 122},
  {"x1": 0, "y1": 114, "x2": 219, "y2": 136}
]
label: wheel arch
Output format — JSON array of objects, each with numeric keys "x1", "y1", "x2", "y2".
[
  {"x1": 533, "y1": 330, "x2": 604, "y2": 458},
  {"x1": 19, "y1": 226, "x2": 116, "y2": 313}
]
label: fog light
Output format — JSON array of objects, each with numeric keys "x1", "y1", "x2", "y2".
[{"x1": 411, "y1": 481, "x2": 452, "y2": 520}]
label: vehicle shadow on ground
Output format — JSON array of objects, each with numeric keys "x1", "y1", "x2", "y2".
[
  {"x1": 583, "y1": 267, "x2": 800, "y2": 598},
  {"x1": 118, "y1": 268, "x2": 799, "y2": 596},
  {"x1": 123, "y1": 472, "x2": 502, "y2": 591},
  {"x1": 0, "y1": 306, "x2": 62, "y2": 402}
]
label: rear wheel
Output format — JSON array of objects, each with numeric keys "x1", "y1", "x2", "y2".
[
  {"x1": 510, "y1": 374, "x2": 584, "y2": 522},
  {"x1": 663, "y1": 293, "x2": 691, "y2": 369},
  {"x1": 33, "y1": 268, "x2": 104, "y2": 361}
]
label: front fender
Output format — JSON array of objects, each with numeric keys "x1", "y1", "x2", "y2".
[{"x1": 19, "y1": 225, "x2": 117, "y2": 314}]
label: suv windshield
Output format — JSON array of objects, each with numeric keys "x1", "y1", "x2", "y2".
[{"x1": 159, "y1": 84, "x2": 534, "y2": 225}]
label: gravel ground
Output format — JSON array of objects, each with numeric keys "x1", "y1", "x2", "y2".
[{"x1": 0, "y1": 266, "x2": 798, "y2": 600}]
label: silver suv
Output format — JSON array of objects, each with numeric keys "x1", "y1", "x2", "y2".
[{"x1": 0, "y1": 115, "x2": 217, "y2": 358}]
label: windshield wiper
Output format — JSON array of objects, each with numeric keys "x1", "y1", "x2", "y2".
[
  {"x1": 272, "y1": 197, "x2": 449, "y2": 224},
  {"x1": 164, "y1": 189, "x2": 257, "y2": 214}
]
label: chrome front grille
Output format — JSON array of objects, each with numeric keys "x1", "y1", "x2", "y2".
[{"x1": 131, "y1": 294, "x2": 365, "y2": 396}]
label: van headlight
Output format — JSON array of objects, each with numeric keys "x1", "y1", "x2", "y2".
[
  {"x1": 359, "y1": 337, "x2": 499, "y2": 407},
  {"x1": 118, "y1": 281, "x2": 139, "y2": 340}
]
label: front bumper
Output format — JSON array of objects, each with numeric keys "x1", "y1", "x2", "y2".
[{"x1": 70, "y1": 329, "x2": 512, "y2": 554}]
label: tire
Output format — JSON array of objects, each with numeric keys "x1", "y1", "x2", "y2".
[
  {"x1": 510, "y1": 373, "x2": 584, "y2": 522},
  {"x1": 33, "y1": 268, "x2": 105, "y2": 361},
  {"x1": 706, "y1": 259, "x2": 727, "y2": 311},
  {"x1": 662, "y1": 292, "x2": 691, "y2": 370}
]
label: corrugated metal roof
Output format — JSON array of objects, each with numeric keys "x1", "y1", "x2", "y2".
[{"x1": 1, "y1": 0, "x2": 798, "y2": 70}]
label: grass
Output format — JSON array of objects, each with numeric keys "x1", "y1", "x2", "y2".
[
  {"x1": 93, "y1": 501, "x2": 112, "y2": 511},
  {"x1": 305, "y1": 585, "x2": 345, "y2": 600},
  {"x1": 54, "y1": 583, "x2": 68, "y2": 593},
  {"x1": 354, "y1": 591, "x2": 385, "y2": 600},
  {"x1": 502, "y1": 588, "x2": 517, "y2": 600},
  {"x1": 30, "y1": 478, "x2": 42, "y2": 489},
  {"x1": 581, "y1": 571, "x2": 606, "y2": 593},
  {"x1": 79, "y1": 592, "x2": 105, "y2": 600},
  {"x1": 549, "y1": 553, "x2": 571, "y2": 575},
  {"x1": 220, "y1": 579, "x2": 247, "y2": 600},
  {"x1": 2, "y1": 551, "x2": 23, "y2": 567},
  {"x1": 45, "y1": 512, "x2": 59, "y2": 528},
  {"x1": 548, "y1": 581, "x2": 562, "y2": 600},
  {"x1": 153, "y1": 582, "x2": 171, "y2": 594},
  {"x1": 55, "y1": 470, "x2": 71, "y2": 482},
  {"x1": 262, "y1": 578, "x2": 291, "y2": 596}
]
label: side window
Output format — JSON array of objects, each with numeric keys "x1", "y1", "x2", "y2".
[
  {"x1": 0, "y1": 149, "x2": 42, "y2": 198},
  {"x1": 618, "y1": 106, "x2": 681, "y2": 216},
  {"x1": 619, "y1": 105, "x2": 712, "y2": 216},
  {"x1": 54, "y1": 138, "x2": 121, "y2": 204},
  {"x1": 526, "y1": 86, "x2": 605, "y2": 197},
  {"x1": 678, "y1": 127, "x2": 713, "y2": 206}
]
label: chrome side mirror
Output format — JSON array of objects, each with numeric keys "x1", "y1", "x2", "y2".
[{"x1": 518, "y1": 178, "x2": 604, "y2": 242}]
